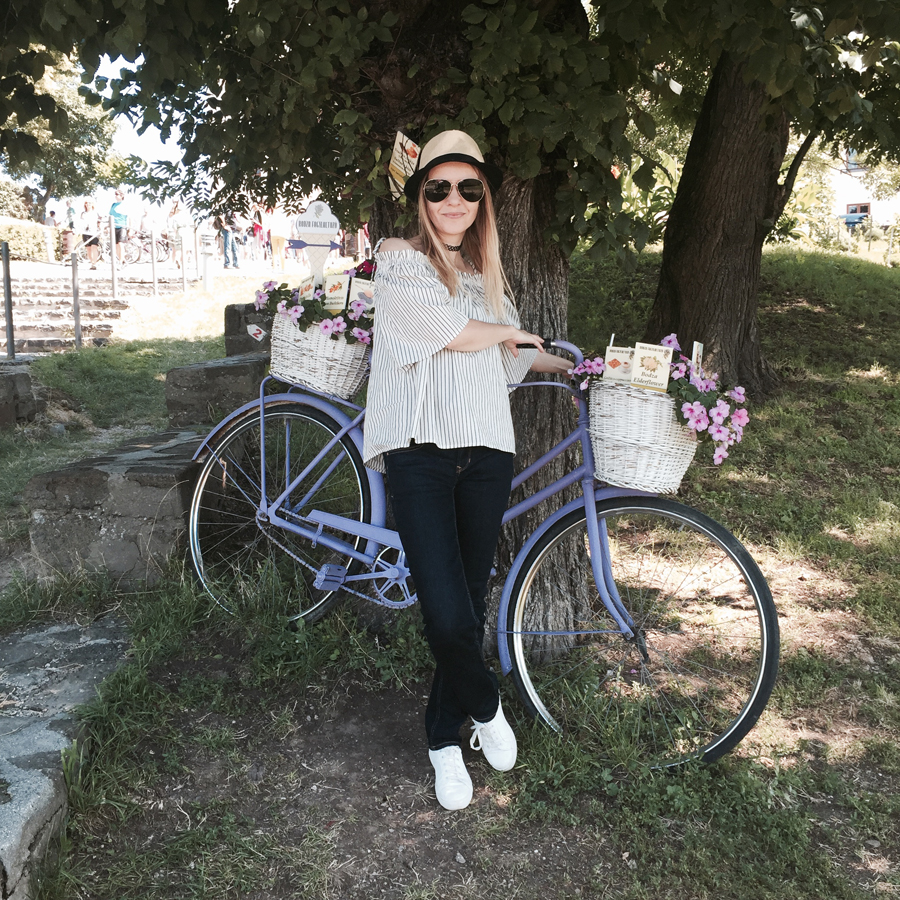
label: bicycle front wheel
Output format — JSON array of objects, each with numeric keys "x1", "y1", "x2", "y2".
[
  {"x1": 506, "y1": 497, "x2": 779, "y2": 767},
  {"x1": 189, "y1": 402, "x2": 371, "y2": 623}
]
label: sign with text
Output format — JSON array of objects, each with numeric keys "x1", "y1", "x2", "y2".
[{"x1": 630, "y1": 342, "x2": 673, "y2": 392}]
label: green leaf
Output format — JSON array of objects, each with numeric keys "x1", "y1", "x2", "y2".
[
  {"x1": 461, "y1": 5, "x2": 487, "y2": 24},
  {"x1": 248, "y1": 22, "x2": 266, "y2": 47}
]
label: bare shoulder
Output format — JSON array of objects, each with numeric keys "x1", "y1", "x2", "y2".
[{"x1": 378, "y1": 237, "x2": 417, "y2": 252}]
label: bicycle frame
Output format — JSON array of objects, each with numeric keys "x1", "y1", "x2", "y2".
[{"x1": 193, "y1": 341, "x2": 653, "y2": 669}]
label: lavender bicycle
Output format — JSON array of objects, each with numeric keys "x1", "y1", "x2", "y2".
[{"x1": 188, "y1": 340, "x2": 779, "y2": 767}]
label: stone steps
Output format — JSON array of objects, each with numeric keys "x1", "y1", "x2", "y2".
[{"x1": 0, "y1": 274, "x2": 191, "y2": 353}]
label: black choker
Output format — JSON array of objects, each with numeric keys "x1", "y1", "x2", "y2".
[{"x1": 445, "y1": 243, "x2": 462, "y2": 252}]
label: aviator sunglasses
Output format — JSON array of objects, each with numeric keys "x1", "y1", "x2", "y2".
[{"x1": 423, "y1": 178, "x2": 486, "y2": 203}]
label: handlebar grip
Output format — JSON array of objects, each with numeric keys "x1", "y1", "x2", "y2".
[{"x1": 514, "y1": 337, "x2": 555, "y2": 349}]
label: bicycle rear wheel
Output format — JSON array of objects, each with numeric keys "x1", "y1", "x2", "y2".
[
  {"x1": 123, "y1": 239, "x2": 141, "y2": 265},
  {"x1": 189, "y1": 402, "x2": 371, "y2": 623},
  {"x1": 506, "y1": 497, "x2": 779, "y2": 767}
]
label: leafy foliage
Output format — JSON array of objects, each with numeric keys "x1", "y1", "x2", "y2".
[
  {"x1": 0, "y1": 177, "x2": 30, "y2": 218},
  {"x1": 4, "y1": 54, "x2": 121, "y2": 215}
]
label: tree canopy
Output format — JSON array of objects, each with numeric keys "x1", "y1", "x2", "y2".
[
  {"x1": 4, "y1": 0, "x2": 900, "y2": 385},
  {"x1": 4, "y1": 54, "x2": 122, "y2": 215}
]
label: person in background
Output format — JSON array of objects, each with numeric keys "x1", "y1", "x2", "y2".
[
  {"x1": 109, "y1": 190, "x2": 129, "y2": 264},
  {"x1": 78, "y1": 199, "x2": 102, "y2": 269},
  {"x1": 268, "y1": 206, "x2": 290, "y2": 271},
  {"x1": 251, "y1": 204, "x2": 267, "y2": 261},
  {"x1": 44, "y1": 210, "x2": 59, "y2": 228},
  {"x1": 216, "y1": 209, "x2": 240, "y2": 269}
]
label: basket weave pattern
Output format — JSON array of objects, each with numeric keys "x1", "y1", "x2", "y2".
[
  {"x1": 269, "y1": 315, "x2": 370, "y2": 400},
  {"x1": 589, "y1": 381, "x2": 697, "y2": 493}
]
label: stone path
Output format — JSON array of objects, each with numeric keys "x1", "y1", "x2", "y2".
[{"x1": 0, "y1": 617, "x2": 129, "y2": 900}]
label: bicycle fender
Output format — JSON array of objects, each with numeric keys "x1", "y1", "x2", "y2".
[{"x1": 496, "y1": 485, "x2": 651, "y2": 675}]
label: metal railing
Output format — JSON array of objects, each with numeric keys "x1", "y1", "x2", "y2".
[{"x1": 1, "y1": 225, "x2": 199, "y2": 359}]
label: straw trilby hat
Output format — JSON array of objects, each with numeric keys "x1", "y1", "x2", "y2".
[{"x1": 403, "y1": 130, "x2": 504, "y2": 200}]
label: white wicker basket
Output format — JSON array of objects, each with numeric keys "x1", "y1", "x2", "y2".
[
  {"x1": 269, "y1": 314, "x2": 370, "y2": 400},
  {"x1": 589, "y1": 381, "x2": 697, "y2": 493}
]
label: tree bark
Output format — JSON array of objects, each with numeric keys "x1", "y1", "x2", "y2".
[
  {"x1": 646, "y1": 53, "x2": 787, "y2": 395},
  {"x1": 489, "y1": 172, "x2": 579, "y2": 649}
]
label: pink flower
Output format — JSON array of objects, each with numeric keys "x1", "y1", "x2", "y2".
[
  {"x1": 713, "y1": 444, "x2": 729, "y2": 465},
  {"x1": 708, "y1": 423, "x2": 730, "y2": 442},
  {"x1": 351, "y1": 327, "x2": 371, "y2": 344},
  {"x1": 580, "y1": 379, "x2": 590, "y2": 391},
  {"x1": 331, "y1": 316, "x2": 347, "y2": 334},
  {"x1": 263, "y1": 280, "x2": 278, "y2": 291},
  {"x1": 661, "y1": 333, "x2": 681, "y2": 351},
  {"x1": 681, "y1": 401, "x2": 709, "y2": 432},
  {"x1": 319, "y1": 319, "x2": 334, "y2": 337},
  {"x1": 587, "y1": 357, "x2": 605, "y2": 374},
  {"x1": 728, "y1": 386, "x2": 747, "y2": 403},
  {"x1": 710, "y1": 399, "x2": 731, "y2": 425},
  {"x1": 731, "y1": 408, "x2": 750, "y2": 428},
  {"x1": 348, "y1": 299, "x2": 367, "y2": 320},
  {"x1": 345, "y1": 267, "x2": 357, "y2": 278},
  {"x1": 288, "y1": 304, "x2": 304, "y2": 324},
  {"x1": 254, "y1": 290, "x2": 268, "y2": 310}
]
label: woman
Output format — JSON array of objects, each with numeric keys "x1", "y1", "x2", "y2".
[
  {"x1": 77, "y1": 200, "x2": 101, "y2": 269},
  {"x1": 362, "y1": 130, "x2": 572, "y2": 811}
]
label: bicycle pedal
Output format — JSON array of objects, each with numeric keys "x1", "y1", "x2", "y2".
[{"x1": 314, "y1": 564, "x2": 348, "y2": 591}]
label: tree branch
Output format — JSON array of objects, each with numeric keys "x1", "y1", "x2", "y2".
[{"x1": 774, "y1": 129, "x2": 819, "y2": 221}]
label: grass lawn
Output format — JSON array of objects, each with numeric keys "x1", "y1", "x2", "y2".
[{"x1": 3, "y1": 247, "x2": 898, "y2": 899}]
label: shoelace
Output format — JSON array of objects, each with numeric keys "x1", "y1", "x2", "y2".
[
  {"x1": 469, "y1": 720, "x2": 489, "y2": 752},
  {"x1": 435, "y1": 750, "x2": 469, "y2": 782}
]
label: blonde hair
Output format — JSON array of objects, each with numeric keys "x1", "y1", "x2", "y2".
[{"x1": 416, "y1": 177, "x2": 513, "y2": 318}]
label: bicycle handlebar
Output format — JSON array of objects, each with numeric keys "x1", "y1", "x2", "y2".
[{"x1": 514, "y1": 338, "x2": 585, "y2": 368}]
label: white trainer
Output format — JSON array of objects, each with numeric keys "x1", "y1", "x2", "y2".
[
  {"x1": 428, "y1": 746, "x2": 473, "y2": 810},
  {"x1": 470, "y1": 699, "x2": 517, "y2": 771}
]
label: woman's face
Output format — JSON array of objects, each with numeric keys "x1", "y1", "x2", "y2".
[{"x1": 423, "y1": 161, "x2": 482, "y2": 244}]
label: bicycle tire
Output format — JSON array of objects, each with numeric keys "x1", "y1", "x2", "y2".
[
  {"x1": 123, "y1": 239, "x2": 142, "y2": 265},
  {"x1": 189, "y1": 401, "x2": 371, "y2": 623},
  {"x1": 506, "y1": 497, "x2": 779, "y2": 768},
  {"x1": 155, "y1": 239, "x2": 169, "y2": 263}
]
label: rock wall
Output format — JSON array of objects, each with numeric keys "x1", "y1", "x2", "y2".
[{"x1": 24, "y1": 431, "x2": 202, "y2": 587}]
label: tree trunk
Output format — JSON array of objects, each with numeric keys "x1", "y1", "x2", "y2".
[
  {"x1": 646, "y1": 53, "x2": 786, "y2": 395},
  {"x1": 489, "y1": 172, "x2": 580, "y2": 648}
]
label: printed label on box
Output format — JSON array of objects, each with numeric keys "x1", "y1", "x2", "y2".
[
  {"x1": 322, "y1": 274, "x2": 349, "y2": 312},
  {"x1": 389, "y1": 132, "x2": 421, "y2": 200},
  {"x1": 691, "y1": 341, "x2": 704, "y2": 370},
  {"x1": 297, "y1": 274, "x2": 316, "y2": 301},
  {"x1": 631, "y1": 342, "x2": 673, "y2": 392},
  {"x1": 603, "y1": 346, "x2": 635, "y2": 382},
  {"x1": 347, "y1": 276, "x2": 375, "y2": 311}
]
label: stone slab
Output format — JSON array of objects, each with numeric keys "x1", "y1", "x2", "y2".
[
  {"x1": 224, "y1": 303, "x2": 272, "y2": 356},
  {"x1": 23, "y1": 431, "x2": 202, "y2": 586},
  {"x1": 0, "y1": 366, "x2": 44, "y2": 429},
  {"x1": 0, "y1": 618, "x2": 129, "y2": 900},
  {"x1": 165, "y1": 352, "x2": 269, "y2": 427}
]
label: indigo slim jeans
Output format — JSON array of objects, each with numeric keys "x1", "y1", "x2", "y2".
[
  {"x1": 222, "y1": 229, "x2": 239, "y2": 267},
  {"x1": 384, "y1": 443, "x2": 514, "y2": 750}
]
